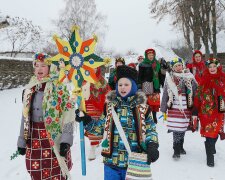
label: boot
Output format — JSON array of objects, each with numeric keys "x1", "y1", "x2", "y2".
[
  {"x1": 173, "y1": 143, "x2": 180, "y2": 159},
  {"x1": 152, "y1": 111, "x2": 157, "y2": 124},
  {"x1": 180, "y1": 139, "x2": 186, "y2": 155},
  {"x1": 88, "y1": 145, "x2": 97, "y2": 161},
  {"x1": 205, "y1": 141, "x2": 214, "y2": 167}
]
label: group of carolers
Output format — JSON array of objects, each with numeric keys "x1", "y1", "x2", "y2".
[{"x1": 17, "y1": 49, "x2": 225, "y2": 180}]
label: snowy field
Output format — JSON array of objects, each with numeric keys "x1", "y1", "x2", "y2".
[{"x1": 0, "y1": 88, "x2": 225, "y2": 180}]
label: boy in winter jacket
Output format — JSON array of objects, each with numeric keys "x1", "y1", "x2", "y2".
[
  {"x1": 161, "y1": 57, "x2": 197, "y2": 159},
  {"x1": 17, "y1": 53, "x2": 75, "y2": 180},
  {"x1": 192, "y1": 58, "x2": 225, "y2": 167},
  {"x1": 76, "y1": 65, "x2": 159, "y2": 180}
]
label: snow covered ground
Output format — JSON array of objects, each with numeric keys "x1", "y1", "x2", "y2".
[{"x1": 1, "y1": 88, "x2": 225, "y2": 180}]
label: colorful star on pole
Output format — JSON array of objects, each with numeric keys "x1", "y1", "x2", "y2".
[{"x1": 48, "y1": 25, "x2": 107, "y2": 90}]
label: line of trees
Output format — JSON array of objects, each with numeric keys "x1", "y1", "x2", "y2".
[{"x1": 150, "y1": 0, "x2": 225, "y2": 59}]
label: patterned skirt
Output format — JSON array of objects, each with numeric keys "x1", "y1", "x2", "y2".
[
  {"x1": 26, "y1": 122, "x2": 72, "y2": 180},
  {"x1": 147, "y1": 93, "x2": 160, "y2": 112},
  {"x1": 167, "y1": 94, "x2": 191, "y2": 132}
]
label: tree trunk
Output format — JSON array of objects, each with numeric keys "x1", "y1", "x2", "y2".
[{"x1": 211, "y1": 0, "x2": 217, "y2": 57}]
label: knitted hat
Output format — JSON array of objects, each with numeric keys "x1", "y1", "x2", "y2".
[
  {"x1": 33, "y1": 52, "x2": 51, "y2": 67},
  {"x1": 115, "y1": 57, "x2": 125, "y2": 65},
  {"x1": 205, "y1": 58, "x2": 220, "y2": 67},
  {"x1": 170, "y1": 57, "x2": 184, "y2": 68},
  {"x1": 116, "y1": 65, "x2": 138, "y2": 83},
  {"x1": 145, "y1": 48, "x2": 155, "y2": 55}
]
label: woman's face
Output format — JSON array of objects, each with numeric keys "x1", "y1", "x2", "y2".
[
  {"x1": 117, "y1": 78, "x2": 132, "y2": 97},
  {"x1": 173, "y1": 63, "x2": 183, "y2": 73},
  {"x1": 194, "y1": 53, "x2": 202, "y2": 63},
  {"x1": 147, "y1": 53, "x2": 154, "y2": 61},
  {"x1": 208, "y1": 63, "x2": 217, "y2": 74},
  {"x1": 34, "y1": 61, "x2": 49, "y2": 79}
]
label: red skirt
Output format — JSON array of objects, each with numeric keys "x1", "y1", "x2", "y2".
[
  {"x1": 147, "y1": 93, "x2": 160, "y2": 112},
  {"x1": 26, "y1": 122, "x2": 72, "y2": 180}
]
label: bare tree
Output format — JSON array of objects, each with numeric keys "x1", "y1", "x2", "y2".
[
  {"x1": 150, "y1": 0, "x2": 224, "y2": 58},
  {"x1": 53, "y1": 0, "x2": 107, "y2": 52},
  {"x1": 2, "y1": 17, "x2": 42, "y2": 57}
]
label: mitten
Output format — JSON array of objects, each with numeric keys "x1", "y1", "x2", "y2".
[
  {"x1": 18, "y1": 147, "x2": 26, "y2": 155},
  {"x1": 75, "y1": 109, "x2": 92, "y2": 126},
  {"x1": 147, "y1": 142, "x2": 159, "y2": 164},
  {"x1": 60, "y1": 143, "x2": 70, "y2": 157}
]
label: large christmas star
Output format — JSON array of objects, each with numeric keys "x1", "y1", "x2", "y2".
[{"x1": 49, "y1": 26, "x2": 107, "y2": 89}]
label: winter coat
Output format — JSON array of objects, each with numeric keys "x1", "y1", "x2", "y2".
[
  {"x1": 85, "y1": 91, "x2": 158, "y2": 168},
  {"x1": 161, "y1": 71, "x2": 197, "y2": 132},
  {"x1": 194, "y1": 68, "x2": 225, "y2": 138}
]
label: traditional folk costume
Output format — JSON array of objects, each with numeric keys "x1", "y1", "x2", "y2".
[
  {"x1": 83, "y1": 67, "x2": 111, "y2": 160},
  {"x1": 138, "y1": 49, "x2": 164, "y2": 123},
  {"x1": 161, "y1": 57, "x2": 197, "y2": 158},
  {"x1": 17, "y1": 53, "x2": 75, "y2": 180},
  {"x1": 186, "y1": 50, "x2": 206, "y2": 84},
  {"x1": 77, "y1": 65, "x2": 159, "y2": 180},
  {"x1": 193, "y1": 58, "x2": 225, "y2": 167}
]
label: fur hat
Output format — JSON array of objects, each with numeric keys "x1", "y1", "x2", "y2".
[
  {"x1": 170, "y1": 57, "x2": 184, "y2": 69},
  {"x1": 33, "y1": 52, "x2": 51, "y2": 67},
  {"x1": 205, "y1": 58, "x2": 220, "y2": 67},
  {"x1": 115, "y1": 57, "x2": 125, "y2": 65},
  {"x1": 116, "y1": 65, "x2": 138, "y2": 83}
]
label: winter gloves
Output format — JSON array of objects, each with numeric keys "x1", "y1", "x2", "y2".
[
  {"x1": 147, "y1": 142, "x2": 159, "y2": 164},
  {"x1": 75, "y1": 109, "x2": 92, "y2": 126},
  {"x1": 60, "y1": 143, "x2": 70, "y2": 157},
  {"x1": 18, "y1": 147, "x2": 26, "y2": 155}
]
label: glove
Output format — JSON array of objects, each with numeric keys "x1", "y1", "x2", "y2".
[
  {"x1": 75, "y1": 109, "x2": 92, "y2": 126},
  {"x1": 18, "y1": 147, "x2": 26, "y2": 155},
  {"x1": 60, "y1": 143, "x2": 70, "y2": 157},
  {"x1": 147, "y1": 142, "x2": 159, "y2": 164},
  {"x1": 189, "y1": 116, "x2": 198, "y2": 132}
]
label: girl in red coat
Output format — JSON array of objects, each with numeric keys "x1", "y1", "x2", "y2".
[
  {"x1": 186, "y1": 50, "x2": 206, "y2": 84},
  {"x1": 83, "y1": 66, "x2": 111, "y2": 160},
  {"x1": 193, "y1": 58, "x2": 225, "y2": 167}
]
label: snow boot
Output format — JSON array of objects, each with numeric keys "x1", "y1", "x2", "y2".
[
  {"x1": 205, "y1": 141, "x2": 214, "y2": 167},
  {"x1": 180, "y1": 139, "x2": 186, "y2": 155},
  {"x1": 152, "y1": 111, "x2": 157, "y2": 124},
  {"x1": 173, "y1": 143, "x2": 180, "y2": 159},
  {"x1": 88, "y1": 145, "x2": 97, "y2": 161}
]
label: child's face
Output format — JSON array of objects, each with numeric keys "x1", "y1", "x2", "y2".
[
  {"x1": 117, "y1": 78, "x2": 132, "y2": 97},
  {"x1": 147, "y1": 53, "x2": 154, "y2": 61},
  {"x1": 173, "y1": 63, "x2": 183, "y2": 73},
  {"x1": 34, "y1": 61, "x2": 49, "y2": 79},
  {"x1": 194, "y1": 53, "x2": 202, "y2": 63},
  {"x1": 116, "y1": 62, "x2": 123, "y2": 67},
  {"x1": 208, "y1": 63, "x2": 217, "y2": 74}
]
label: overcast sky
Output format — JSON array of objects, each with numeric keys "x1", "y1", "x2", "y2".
[{"x1": 0, "y1": 0, "x2": 181, "y2": 55}]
